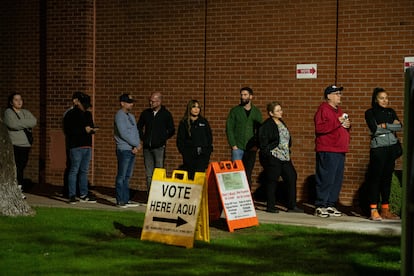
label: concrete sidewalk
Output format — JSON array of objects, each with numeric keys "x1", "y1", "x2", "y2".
[{"x1": 24, "y1": 190, "x2": 401, "y2": 236}]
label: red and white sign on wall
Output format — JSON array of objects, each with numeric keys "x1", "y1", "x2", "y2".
[
  {"x1": 404, "y1": 57, "x2": 414, "y2": 71},
  {"x1": 296, "y1": 64, "x2": 317, "y2": 79}
]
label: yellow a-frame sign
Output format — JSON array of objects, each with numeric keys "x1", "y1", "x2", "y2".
[{"x1": 141, "y1": 169, "x2": 209, "y2": 248}]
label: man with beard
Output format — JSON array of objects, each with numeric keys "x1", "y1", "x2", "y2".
[{"x1": 226, "y1": 87, "x2": 262, "y2": 188}]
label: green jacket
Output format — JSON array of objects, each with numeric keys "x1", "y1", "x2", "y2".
[{"x1": 226, "y1": 104, "x2": 262, "y2": 150}]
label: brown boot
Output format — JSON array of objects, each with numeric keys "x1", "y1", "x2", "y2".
[
  {"x1": 380, "y1": 208, "x2": 400, "y2": 220},
  {"x1": 370, "y1": 209, "x2": 382, "y2": 221}
]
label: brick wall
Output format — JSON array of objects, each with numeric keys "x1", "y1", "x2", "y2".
[
  {"x1": 0, "y1": 1, "x2": 40, "y2": 182},
  {"x1": 1, "y1": 0, "x2": 413, "y2": 206}
]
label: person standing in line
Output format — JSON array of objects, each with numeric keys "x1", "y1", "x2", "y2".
[
  {"x1": 62, "y1": 91, "x2": 85, "y2": 198},
  {"x1": 314, "y1": 85, "x2": 351, "y2": 218},
  {"x1": 176, "y1": 100, "x2": 213, "y2": 180},
  {"x1": 364, "y1": 87, "x2": 402, "y2": 220},
  {"x1": 137, "y1": 92, "x2": 175, "y2": 192},
  {"x1": 63, "y1": 93, "x2": 98, "y2": 204},
  {"x1": 226, "y1": 87, "x2": 262, "y2": 188},
  {"x1": 114, "y1": 93, "x2": 141, "y2": 208},
  {"x1": 258, "y1": 102, "x2": 301, "y2": 213},
  {"x1": 4, "y1": 92, "x2": 37, "y2": 198}
]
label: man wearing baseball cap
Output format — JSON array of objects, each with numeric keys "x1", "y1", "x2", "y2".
[
  {"x1": 314, "y1": 85, "x2": 351, "y2": 218},
  {"x1": 114, "y1": 93, "x2": 141, "y2": 208}
]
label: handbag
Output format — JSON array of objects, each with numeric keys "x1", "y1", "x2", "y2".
[
  {"x1": 394, "y1": 139, "x2": 403, "y2": 159},
  {"x1": 23, "y1": 128, "x2": 34, "y2": 145}
]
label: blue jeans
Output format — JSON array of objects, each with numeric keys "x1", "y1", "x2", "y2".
[
  {"x1": 231, "y1": 148, "x2": 244, "y2": 161},
  {"x1": 315, "y1": 152, "x2": 345, "y2": 207},
  {"x1": 68, "y1": 147, "x2": 91, "y2": 198},
  {"x1": 115, "y1": 149, "x2": 136, "y2": 205},
  {"x1": 232, "y1": 148, "x2": 256, "y2": 187},
  {"x1": 143, "y1": 146, "x2": 165, "y2": 191}
]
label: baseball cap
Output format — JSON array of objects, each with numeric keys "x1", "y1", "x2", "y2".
[
  {"x1": 119, "y1": 93, "x2": 134, "y2": 103},
  {"x1": 79, "y1": 94, "x2": 92, "y2": 109},
  {"x1": 324, "y1": 85, "x2": 343, "y2": 98},
  {"x1": 72, "y1": 91, "x2": 85, "y2": 100}
]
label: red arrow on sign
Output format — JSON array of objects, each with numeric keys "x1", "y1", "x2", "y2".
[{"x1": 297, "y1": 67, "x2": 316, "y2": 75}]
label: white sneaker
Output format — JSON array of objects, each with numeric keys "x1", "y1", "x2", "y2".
[
  {"x1": 315, "y1": 207, "x2": 329, "y2": 218},
  {"x1": 326, "y1": 206, "x2": 342, "y2": 217},
  {"x1": 126, "y1": 201, "x2": 139, "y2": 207}
]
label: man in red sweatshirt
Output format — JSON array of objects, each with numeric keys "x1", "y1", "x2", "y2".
[{"x1": 314, "y1": 85, "x2": 351, "y2": 218}]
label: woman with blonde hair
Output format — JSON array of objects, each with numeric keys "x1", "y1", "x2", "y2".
[{"x1": 259, "y1": 102, "x2": 300, "y2": 213}]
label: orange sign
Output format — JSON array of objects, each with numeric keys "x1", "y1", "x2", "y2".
[{"x1": 207, "y1": 160, "x2": 258, "y2": 232}]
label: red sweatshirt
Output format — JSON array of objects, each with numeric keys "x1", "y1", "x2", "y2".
[{"x1": 314, "y1": 102, "x2": 350, "y2": 153}]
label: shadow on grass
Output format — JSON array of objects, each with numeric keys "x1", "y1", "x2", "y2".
[
  {"x1": 0, "y1": 207, "x2": 400, "y2": 275},
  {"x1": 113, "y1": 221, "x2": 142, "y2": 238}
]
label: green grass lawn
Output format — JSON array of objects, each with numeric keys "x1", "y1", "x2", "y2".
[{"x1": 0, "y1": 207, "x2": 400, "y2": 275}]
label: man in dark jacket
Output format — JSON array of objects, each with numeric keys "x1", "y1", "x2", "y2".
[
  {"x1": 137, "y1": 92, "x2": 175, "y2": 192},
  {"x1": 63, "y1": 94, "x2": 98, "y2": 204}
]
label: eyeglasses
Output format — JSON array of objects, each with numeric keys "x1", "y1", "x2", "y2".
[{"x1": 331, "y1": 92, "x2": 342, "y2": 96}]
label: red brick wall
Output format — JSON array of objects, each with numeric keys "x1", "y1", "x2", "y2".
[
  {"x1": 44, "y1": 0, "x2": 95, "y2": 184},
  {"x1": 0, "y1": 1, "x2": 40, "y2": 182},
  {"x1": 1, "y1": 0, "x2": 413, "y2": 206}
]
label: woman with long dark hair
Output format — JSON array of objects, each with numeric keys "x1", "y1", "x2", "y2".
[
  {"x1": 176, "y1": 100, "x2": 213, "y2": 179},
  {"x1": 365, "y1": 87, "x2": 402, "y2": 221}
]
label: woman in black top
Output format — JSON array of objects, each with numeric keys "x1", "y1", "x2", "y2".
[
  {"x1": 364, "y1": 87, "x2": 402, "y2": 221},
  {"x1": 176, "y1": 100, "x2": 213, "y2": 180},
  {"x1": 259, "y1": 102, "x2": 299, "y2": 213}
]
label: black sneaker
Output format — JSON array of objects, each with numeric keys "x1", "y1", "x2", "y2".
[
  {"x1": 69, "y1": 196, "x2": 78, "y2": 204},
  {"x1": 80, "y1": 195, "x2": 97, "y2": 203}
]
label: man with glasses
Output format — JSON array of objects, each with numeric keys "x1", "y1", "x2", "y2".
[
  {"x1": 314, "y1": 85, "x2": 351, "y2": 218},
  {"x1": 137, "y1": 92, "x2": 175, "y2": 192}
]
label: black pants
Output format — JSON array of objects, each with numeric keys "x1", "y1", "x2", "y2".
[
  {"x1": 181, "y1": 152, "x2": 210, "y2": 180},
  {"x1": 13, "y1": 146, "x2": 31, "y2": 187},
  {"x1": 242, "y1": 149, "x2": 257, "y2": 188},
  {"x1": 366, "y1": 146, "x2": 395, "y2": 206},
  {"x1": 263, "y1": 156, "x2": 297, "y2": 210}
]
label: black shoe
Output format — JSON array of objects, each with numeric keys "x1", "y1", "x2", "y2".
[
  {"x1": 69, "y1": 196, "x2": 78, "y2": 204},
  {"x1": 288, "y1": 207, "x2": 304, "y2": 213},
  {"x1": 80, "y1": 195, "x2": 97, "y2": 203},
  {"x1": 266, "y1": 208, "x2": 278, "y2": 213}
]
